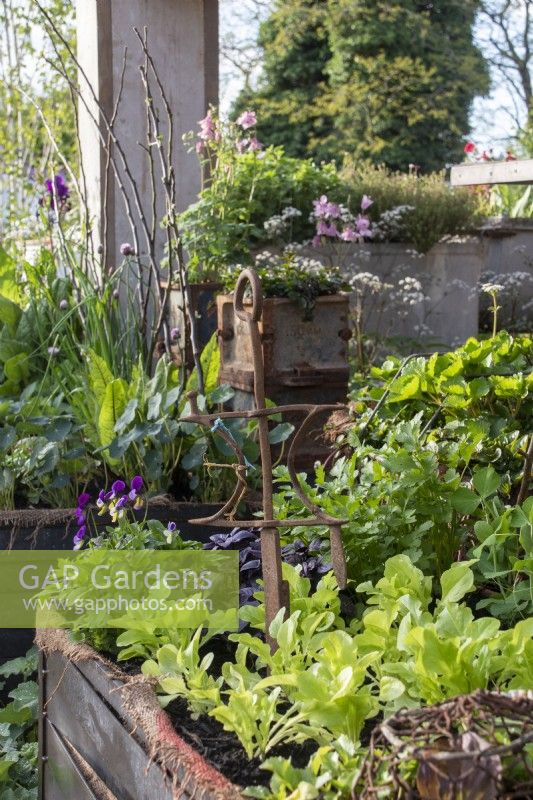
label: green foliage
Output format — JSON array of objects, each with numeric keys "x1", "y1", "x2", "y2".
[
  {"x1": 340, "y1": 162, "x2": 482, "y2": 252},
  {"x1": 221, "y1": 252, "x2": 346, "y2": 320},
  {"x1": 0, "y1": 649, "x2": 38, "y2": 800},
  {"x1": 239, "y1": 0, "x2": 489, "y2": 171},
  {"x1": 179, "y1": 141, "x2": 343, "y2": 276}
]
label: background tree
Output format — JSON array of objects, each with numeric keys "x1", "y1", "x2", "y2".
[
  {"x1": 476, "y1": 0, "x2": 533, "y2": 151},
  {"x1": 236, "y1": 0, "x2": 490, "y2": 171},
  {"x1": 234, "y1": 0, "x2": 336, "y2": 162}
]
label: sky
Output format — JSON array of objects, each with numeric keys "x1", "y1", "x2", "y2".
[{"x1": 218, "y1": 1, "x2": 530, "y2": 155}]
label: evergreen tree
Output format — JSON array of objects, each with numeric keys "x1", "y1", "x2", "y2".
[
  {"x1": 237, "y1": 0, "x2": 490, "y2": 171},
  {"x1": 234, "y1": 0, "x2": 335, "y2": 161}
]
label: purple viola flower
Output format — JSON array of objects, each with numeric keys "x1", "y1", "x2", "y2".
[
  {"x1": 115, "y1": 496, "x2": 128, "y2": 510},
  {"x1": 167, "y1": 522, "x2": 177, "y2": 532},
  {"x1": 73, "y1": 525, "x2": 86, "y2": 549},
  {"x1": 77, "y1": 492, "x2": 91, "y2": 509},
  {"x1": 128, "y1": 475, "x2": 144, "y2": 502},
  {"x1": 111, "y1": 479, "x2": 126, "y2": 495}
]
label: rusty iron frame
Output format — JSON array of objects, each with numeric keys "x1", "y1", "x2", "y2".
[{"x1": 183, "y1": 268, "x2": 348, "y2": 649}]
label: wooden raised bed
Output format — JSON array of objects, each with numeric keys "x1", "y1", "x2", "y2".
[
  {"x1": 1, "y1": 500, "x2": 223, "y2": 663},
  {"x1": 38, "y1": 632, "x2": 241, "y2": 800}
]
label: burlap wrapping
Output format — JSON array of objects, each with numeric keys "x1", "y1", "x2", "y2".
[{"x1": 36, "y1": 629, "x2": 242, "y2": 800}]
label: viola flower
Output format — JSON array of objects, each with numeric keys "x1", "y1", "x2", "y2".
[
  {"x1": 464, "y1": 141, "x2": 476, "y2": 154},
  {"x1": 236, "y1": 110, "x2": 257, "y2": 130},
  {"x1": 73, "y1": 525, "x2": 86, "y2": 550},
  {"x1": 120, "y1": 242, "x2": 135, "y2": 257},
  {"x1": 198, "y1": 111, "x2": 217, "y2": 142},
  {"x1": 361, "y1": 194, "x2": 373, "y2": 211},
  {"x1": 111, "y1": 479, "x2": 126, "y2": 495},
  {"x1": 167, "y1": 521, "x2": 177, "y2": 532},
  {"x1": 128, "y1": 475, "x2": 144, "y2": 501},
  {"x1": 77, "y1": 492, "x2": 91, "y2": 509}
]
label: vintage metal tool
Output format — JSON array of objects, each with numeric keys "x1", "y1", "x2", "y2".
[{"x1": 183, "y1": 268, "x2": 348, "y2": 649}]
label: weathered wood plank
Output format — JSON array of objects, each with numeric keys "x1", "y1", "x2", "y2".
[
  {"x1": 44, "y1": 652, "x2": 175, "y2": 800},
  {"x1": 43, "y1": 719, "x2": 102, "y2": 800},
  {"x1": 450, "y1": 159, "x2": 533, "y2": 186}
]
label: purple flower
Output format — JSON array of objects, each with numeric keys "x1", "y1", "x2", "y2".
[
  {"x1": 198, "y1": 111, "x2": 217, "y2": 141},
  {"x1": 236, "y1": 110, "x2": 257, "y2": 130},
  {"x1": 130, "y1": 476, "x2": 143, "y2": 492},
  {"x1": 115, "y1": 496, "x2": 128, "y2": 510},
  {"x1": 361, "y1": 194, "x2": 373, "y2": 211},
  {"x1": 111, "y1": 479, "x2": 126, "y2": 494},
  {"x1": 120, "y1": 243, "x2": 135, "y2": 257},
  {"x1": 195, "y1": 140, "x2": 204, "y2": 154},
  {"x1": 77, "y1": 492, "x2": 91, "y2": 509},
  {"x1": 75, "y1": 509, "x2": 85, "y2": 525},
  {"x1": 312, "y1": 234, "x2": 322, "y2": 248},
  {"x1": 326, "y1": 201, "x2": 341, "y2": 219},
  {"x1": 59, "y1": 299, "x2": 68, "y2": 311},
  {"x1": 170, "y1": 327, "x2": 180, "y2": 341},
  {"x1": 341, "y1": 227, "x2": 359, "y2": 242},
  {"x1": 73, "y1": 525, "x2": 86, "y2": 549},
  {"x1": 167, "y1": 522, "x2": 177, "y2": 532},
  {"x1": 236, "y1": 138, "x2": 250, "y2": 154}
]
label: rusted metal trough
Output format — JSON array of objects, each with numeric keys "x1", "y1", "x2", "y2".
[{"x1": 38, "y1": 634, "x2": 241, "y2": 800}]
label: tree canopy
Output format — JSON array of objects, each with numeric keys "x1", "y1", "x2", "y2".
[{"x1": 236, "y1": 0, "x2": 490, "y2": 171}]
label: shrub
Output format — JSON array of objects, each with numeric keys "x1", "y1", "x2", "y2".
[{"x1": 341, "y1": 161, "x2": 482, "y2": 252}]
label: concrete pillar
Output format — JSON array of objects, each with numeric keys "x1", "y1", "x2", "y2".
[{"x1": 76, "y1": 0, "x2": 218, "y2": 269}]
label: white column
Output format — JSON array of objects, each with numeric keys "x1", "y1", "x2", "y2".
[{"x1": 76, "y1": 0, "x2": 218, "y2": 269}]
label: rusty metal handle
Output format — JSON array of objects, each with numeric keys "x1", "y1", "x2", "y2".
[{"x1": 234, "y1": 268, "x2": 263, "y2": 323}]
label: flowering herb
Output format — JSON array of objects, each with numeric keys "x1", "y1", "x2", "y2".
[
  {"x1": 120, "y1": 242, "x2": 135, "y2": 257},
  {"x1": 39, "y1": 173, "x2": 70, "y2": 213},
  {"x1": 311, "y1": 193, "x2": 373, "y2": 247}
]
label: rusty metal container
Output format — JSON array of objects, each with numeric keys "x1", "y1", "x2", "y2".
[
  {"x1": 217, "y1": 292, "x2": 350, "y2": 466},
  {"x1": 217, "y1": 293, "x2": 350, "y2": 401}
]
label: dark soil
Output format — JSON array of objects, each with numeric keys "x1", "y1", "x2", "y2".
[{"x1": 166, "y1": 695, "x2": 318, "y2": 789}]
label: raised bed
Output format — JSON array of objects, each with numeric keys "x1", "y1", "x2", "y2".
[
  {"x1": 1, "y1": 500, "x2": 223, "y2": 663},
  {"x1": 38, "y1": 631, "x2": 241, "y2": 800}
]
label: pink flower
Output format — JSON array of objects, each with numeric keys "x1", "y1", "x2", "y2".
[
  {"x1": 198, "y1": 111, "x2": 217, "y2": 141},
  {"x1": 236, "y1": 110, "x2": 257, "y2": 129},
  {"x1": 464, "y1": 141, "x2": 476, "y2": 154},
  {"x1": 248, "y1": 136, "x2": 263, "y2": 152},
  {"x1": 313, "y1": 195, "x2": 330, "y2": 217},
  {"x1": 316, "y1": 221, "x2": 338, "y2": 237},
  {"x1": 195, "y1": 141, "x2": 204, "y2": 154},
  {"x1": 312, "y1": 234, "x2": 322, "y2": 248},
  {"x1": 326, "y1": 201, "x2": 341, "y2": 219},
  {"x1": 361, "y1": 194, "x2": 373, "y2": 211},
  {"x1": 236, "y1": 138, "x2": 249, "y2": 154},
  {"x1": 341, "y1": 228, "x2": 359, "y2": 242},
  {"x1": 356, "y1": 215, "x2": 371, "y2": 236}
]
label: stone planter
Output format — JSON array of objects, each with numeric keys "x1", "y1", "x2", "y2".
[
  {"x1": 38, "y1": 634, "x2": 240, "y2": 800},
  {"x1": 480, "y1": 218, "x2": 533, "y2": 330},
  {"x1": 0, "y1": 501, "x2": 223, "y2": 663},
  {"x1": 302, "y1": 239, "x2": 482, "y2": 347}
]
